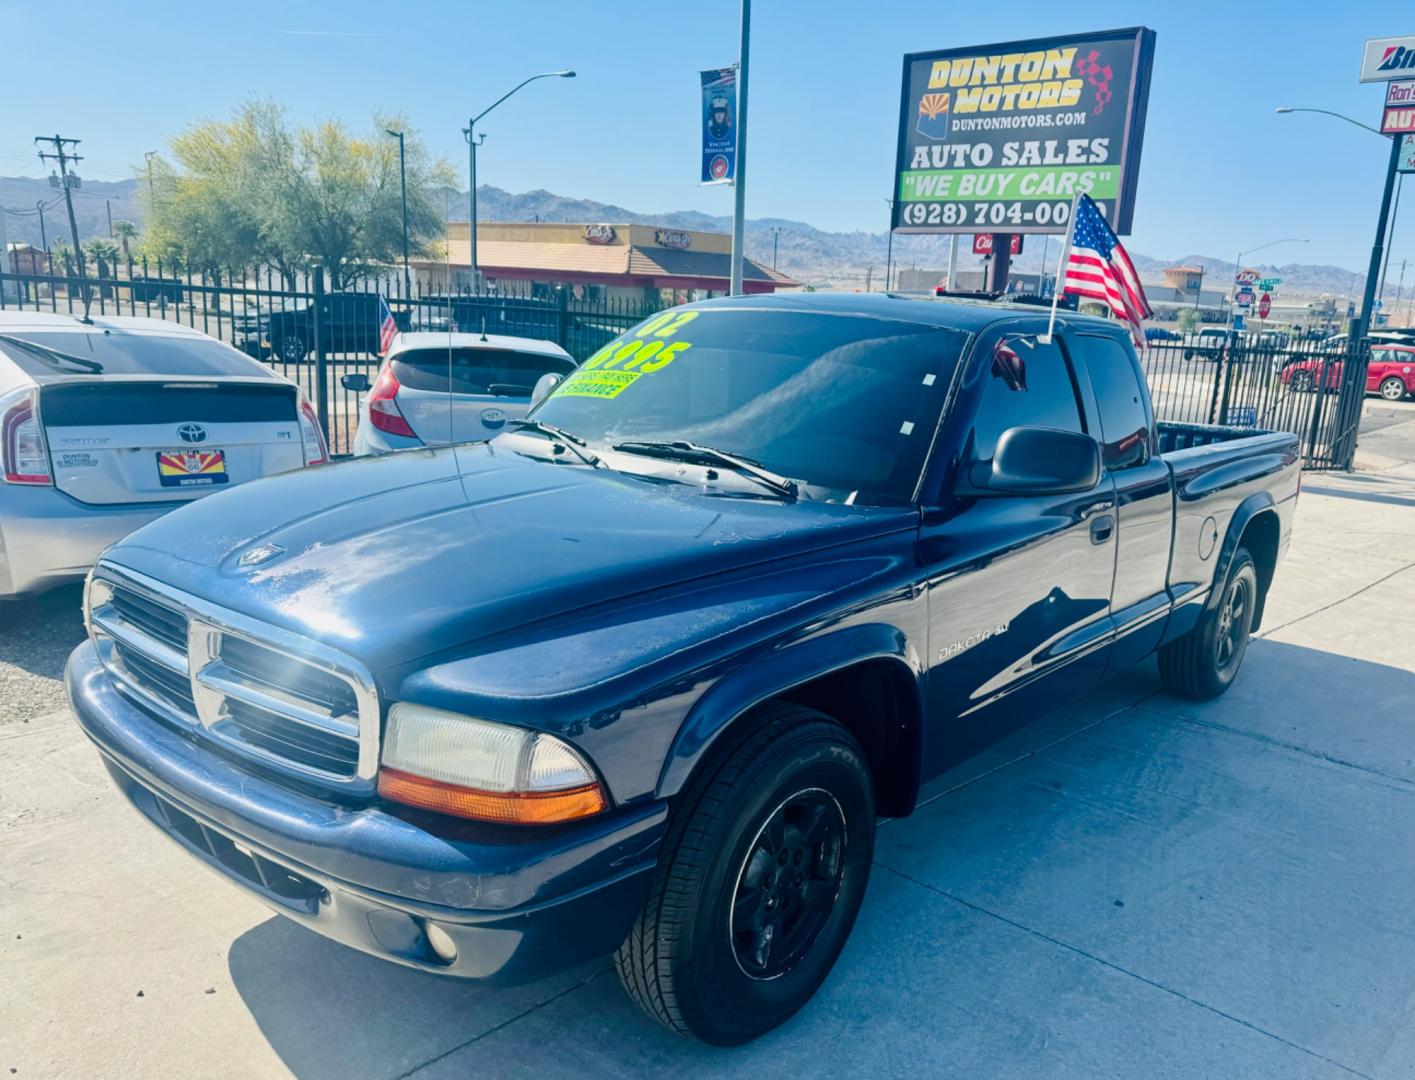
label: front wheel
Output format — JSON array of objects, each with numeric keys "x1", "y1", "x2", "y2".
[
  {"x1": 616, "y1": 703, "x2": 875, "y2": 1045},
  {"x1": 279, "y1": 333, "x2": 309, "y2": 364},
  {"x1": 1158, "y1": 548, "x2": 1258, "y2": 700},
  {"x1": 1288, "y1": 370, "x2": 1314, "y2": 393},
  {"x1": 1380, "y1": 376, "x2": 1408, "y2": 402}
]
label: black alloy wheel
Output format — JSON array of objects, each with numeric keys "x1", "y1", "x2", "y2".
[{"x1": 730, "y1": 787, "x2": 847, "y2": 981}]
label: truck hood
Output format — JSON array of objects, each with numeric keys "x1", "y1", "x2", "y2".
[{"x1": 107, "y1": 443, "x2": 916, "y2": 671}]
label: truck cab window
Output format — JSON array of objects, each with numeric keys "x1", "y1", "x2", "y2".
[
  {"x1": 964, "y1": 335, "x2": 1085, "y2": 463},
  {"x1": 1072, "y1": 335, "x2": 1152, "y2": 470}
]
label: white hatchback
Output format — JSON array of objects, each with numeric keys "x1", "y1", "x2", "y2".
[
  {"x1": 0, "y1": 312, "x2": 327, "y2": 597},
  {"x1": 346, "y1": 332, "x2": 577, "y2": 455}
]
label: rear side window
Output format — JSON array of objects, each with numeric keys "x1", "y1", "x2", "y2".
[
  {"x1": 963, "y1": 335, "x2": 1084, "y2": 463},
  {"x1": 391, "y1": 348, "x2": 575, "y2": 396},
  {"x1": 1070, "y1": 335, "x2": 1152, "y2": 470}
]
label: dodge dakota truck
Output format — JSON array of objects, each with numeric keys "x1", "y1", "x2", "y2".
[{"x1": 67, "y1": 293, "x2": 1299, "y2": 1045}]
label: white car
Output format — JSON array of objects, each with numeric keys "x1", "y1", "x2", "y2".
[
  {"x1": 345, "y1": 332, "x2": 577, "y2": 455},
  {"x1": 0, "y1": 312, "x2": 327, "y2": 597}
]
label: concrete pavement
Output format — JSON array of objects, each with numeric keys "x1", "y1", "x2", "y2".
[{"x1": 3, "y1": 468, "x2": 1415, "y2": 1079}]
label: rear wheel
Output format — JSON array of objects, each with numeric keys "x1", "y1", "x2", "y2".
[
  {"x1": 1158, "y1": 548, "x2": 1258, "y2": 700},
  {"x1": 1289, "y1": 370, "x2": 1314, "y2": 392},
  {"x1": 1380, "y1": 376, "x2": 1408, "y2": 402},
  {"x1": 615, "y1": 703, "x2": 874, "y2": 1045},
  {"x1": 279, "y1": 333, "x2": 309, "y2": 364}
]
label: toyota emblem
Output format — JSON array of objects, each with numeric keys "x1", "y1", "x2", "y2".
[{"x1": 177, "y1": 423, "x2": 207, "y2": 443}]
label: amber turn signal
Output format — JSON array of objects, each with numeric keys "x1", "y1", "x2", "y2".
[{"x1": 378, "y1": 767, "x2": 607, "y2": 825}]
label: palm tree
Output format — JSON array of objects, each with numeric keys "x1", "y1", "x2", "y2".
[{"x1": 112, "y1": 221, "x2": 137, "y2": 264}]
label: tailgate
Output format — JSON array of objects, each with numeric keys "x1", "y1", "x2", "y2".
[{"x1": 40, "y1": 380, "x2": 306, "y2": 505}]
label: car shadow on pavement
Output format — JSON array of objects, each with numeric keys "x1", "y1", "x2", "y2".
[{"x1": 226, "y1": 640, "x2": 1415, "y2": 1080}]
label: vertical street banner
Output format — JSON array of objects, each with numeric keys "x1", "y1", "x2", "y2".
[
  {"x1": 893, "y1": 27, "x2": 1156, "y2": 235},
  {"x1": 701, "y1": 67, "x2": 738, "y2": 185}
]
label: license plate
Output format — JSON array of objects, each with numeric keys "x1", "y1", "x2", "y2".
[{"x1": 156, "y1": 449, "x2": 229, "y2": 487}]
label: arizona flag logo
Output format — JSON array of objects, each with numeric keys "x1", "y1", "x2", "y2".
[{"x1": 916, "y1": 92, "x2": 951, "y2": 141}]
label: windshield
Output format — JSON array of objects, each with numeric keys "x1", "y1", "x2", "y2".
[
  {"x1": 526, "y1": 307, "x2": 969, "y2": 502},
  {"x1": 0, "y1": 331, "x2": 260, "y2": 378}
]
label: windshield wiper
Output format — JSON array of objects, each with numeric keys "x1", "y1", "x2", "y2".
[
  {"x1": 611, "y1": 441, "x2": 798, "y2": 498},
  {"x1": 0, "y1": 333, "x2": 104, "y2": 374},
  {"x1": 505, "y1": 419, "x2": 600, "y2": 466}
]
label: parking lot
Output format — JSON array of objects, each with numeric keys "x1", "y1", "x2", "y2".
[{"x1": 2, "y1": 455, "x2": 1413, "y2": 1078}]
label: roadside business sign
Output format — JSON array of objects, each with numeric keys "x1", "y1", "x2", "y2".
[
  {"x1": 1235, "y1": 287, "x2": 1255, "y2": 309},
  {"x1": 1400, "y1": 134, "x2": 1415, "y2": 174},
  {"x1": 972, "y1": 233, "x2": 1024, "y2": 255},
  {"x1": 1234, "y1": 268, "x2": 1260, "y2": 286},
  {"x1": 893, "y1": 26, "x2": 1157, "y2": 235},
  {"x1": 1382, "y1": 83, "x2": 1415, "y2": 134},
  {"x1": 1360, "y1": 36, "x2": 1415, "y2": 82},
  {"x1": 700, "y1": 67, "x2": 738, "y2": 185}
]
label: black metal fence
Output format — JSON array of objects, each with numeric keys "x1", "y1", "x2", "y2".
[
  {"x1": 1137, "y1": 333, "x2": 1374, "y2": 470},
  {"x1": 0, "y1": 261, "x2": 1379, "y2": 468},
  {"x1": 0, "y1": 259, "x2": 665, "y2": 454}
]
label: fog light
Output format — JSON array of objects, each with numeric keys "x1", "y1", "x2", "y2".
[{"x1": 426, "y1": 922, "x2": 458, "y2": 964}]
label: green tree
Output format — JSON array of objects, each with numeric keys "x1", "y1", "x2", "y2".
[
  {"x1": 145, "y1": 100, "x2": 454, "y2": 287},
  {"x1": 1177, "y1": 307, "x2": 1202, "y2": 334}
]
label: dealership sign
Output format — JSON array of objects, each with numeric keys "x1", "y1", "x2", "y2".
[
  {"x1": 1382, "y1": 81, "x2": 1415, "y2": 134},
  {"x1": 1401, "y1": 134, "x2": 1415, "y2": 174},
  {"x1": 1360, "y1": 36, "x2": 1415, "y2": 82},
  {"x1": 893, "y1": 26, "x2": 1156, "y2": 235}
]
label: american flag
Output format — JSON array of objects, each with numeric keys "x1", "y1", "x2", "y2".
[
  {"x1": 1062, "y1": 193, "x2": 1153, "y2": 347},
  {"x1": 377, "y1": 295, "x2": 398, "y2": 355}
]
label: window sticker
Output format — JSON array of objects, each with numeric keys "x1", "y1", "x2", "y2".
[{"x1": 554, "y1": 310, "x2": 700, "y2": 399}]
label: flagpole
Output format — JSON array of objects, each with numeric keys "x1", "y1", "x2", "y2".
[{"x1": 1039, "y1": 192, "x2": 1081, "y2": 344}]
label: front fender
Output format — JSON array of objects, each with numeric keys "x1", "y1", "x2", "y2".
[{"x1": 656, "y1": 622, "x2": 924, "y2": 800}]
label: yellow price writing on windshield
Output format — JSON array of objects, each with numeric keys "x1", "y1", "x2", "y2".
[{"x1": 556, "y1": 310, "x2": 700, "y2": 398}]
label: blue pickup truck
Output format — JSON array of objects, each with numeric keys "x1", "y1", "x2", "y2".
[{"x1": 67, "y1": 293, "x2": 1298, "y2": 1045}]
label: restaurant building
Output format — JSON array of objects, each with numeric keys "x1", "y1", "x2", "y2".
[{"x1": 414, "y1": 222, "x2": 797, "y2": 303}]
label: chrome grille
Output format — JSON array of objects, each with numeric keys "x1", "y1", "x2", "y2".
[{"x1": 87, "y1": 565, "x2": 379, "y2": 791}]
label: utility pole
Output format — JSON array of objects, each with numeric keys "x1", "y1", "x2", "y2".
[
  {"x1": 144, "y1": 150, "x2": 158, "y2": 203},
  {"x1": 34, "y1": 134, "x2": 89, "y2": 317},
  {"x1": 771, "y1": 225, "x2": 780, "y2": 270},
  {"x1": 35, "y1": 200, "x2": 47, "y2": 253},
  {"x1": 884, "y1": 198, "x2": 894, "y2": 293},
  {"x1": 728, "y1": 0, "x2": 751, "y2": 296},
  {"x1": 106, "y1": 199, "x2": 113, "y2": 238},
  {"x1": 864, "y1": 265, "x2": 873, "y2": 292}
]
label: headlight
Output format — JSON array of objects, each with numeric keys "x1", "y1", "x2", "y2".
[{"x1": 377, "y1": 703, "x2": 607, "y2": 824}]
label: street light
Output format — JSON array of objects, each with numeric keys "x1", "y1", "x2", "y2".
[
  {"x1": 464, "y1": 70, "x2": 575, "y2": 288},
  {"x1": 1277, "y1": 105, "x2": 1400, "y2": 340},
  {"x1": 385, "y1": 128, "x2": 410, "y2": 295}
]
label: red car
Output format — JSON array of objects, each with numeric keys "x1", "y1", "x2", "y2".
[{"x1": 1281, "y1": 344, "x2": 1415, "y2": 401}]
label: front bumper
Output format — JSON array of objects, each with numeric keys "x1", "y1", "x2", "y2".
[
  {"x1": 66, "y1": 642, "x2": 665, "y2": 983},
  {"x1": 0, "y1": 486, "x2": 171, "y2": 597}
]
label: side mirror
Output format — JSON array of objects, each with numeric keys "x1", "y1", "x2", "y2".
[
  {"x1": 341, "y1": 373, "x2": 371, "y2": 393},
  {"x1": 976, "y1": 426, "x2": 1100, "y2": 495},
  {"x1": 530, "y1": 372, "x2": 563, "y2": 407}
]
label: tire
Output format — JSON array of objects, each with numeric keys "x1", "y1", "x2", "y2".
[
  {"x1": 1289, "y1": 370, "x2": 1314, "y2": 393},
  {"x1": 279, "y1": 333, "x2": 309, "y2": 364},
  {"x1": 615, "y1": 703, "x2": 875, "y2": 1046},
  {"x1": 1380, "y1": 376, "x2": 1408, "y2": 402},
  {"x1": 1158, "y1": 548, "x2": 1258, "y2": 700}
]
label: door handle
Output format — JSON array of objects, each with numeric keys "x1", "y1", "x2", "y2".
[{"x1": 1089, "y1": 514, "x2": 1115, "y2": 544}]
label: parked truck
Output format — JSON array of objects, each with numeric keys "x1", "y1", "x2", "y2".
[{"x1": 68, "y1": 294, "x2": 1299, "y2": 1045}]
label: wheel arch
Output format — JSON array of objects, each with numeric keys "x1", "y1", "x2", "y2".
[
  {"x1": 657, "y1": 624, "x2": 926, "y2": 818},
  {"x1": 1209, "y1": 493, "x2": 1280, "y2": 631}
]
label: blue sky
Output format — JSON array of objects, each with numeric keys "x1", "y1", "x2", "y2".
[{"x1": 0, "y1": 0, "x2": 1407, "y2": 272}]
